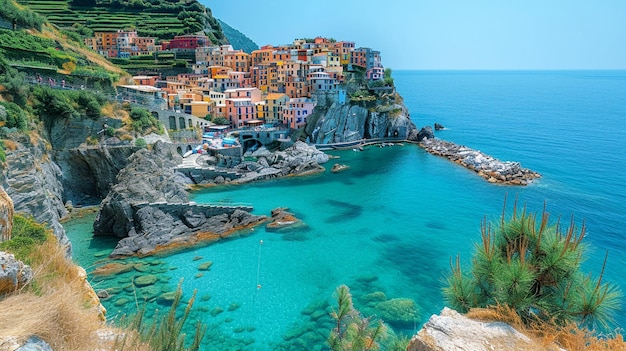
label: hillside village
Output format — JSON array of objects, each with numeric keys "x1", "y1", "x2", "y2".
[{"x1": 85, "y1": 31, "x2": 387, "y2": 130}]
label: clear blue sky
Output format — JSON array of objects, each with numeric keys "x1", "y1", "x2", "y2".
[{"x1": 203, "y1": 1, "x2": 626, "y2": 70}]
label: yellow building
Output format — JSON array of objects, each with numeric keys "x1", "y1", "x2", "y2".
[{"x1": 265, "y1": 93, "x2": 289, "y2": 124}]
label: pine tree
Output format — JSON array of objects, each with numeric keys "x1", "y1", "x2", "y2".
[{"x1": 444, "y1": 200, "x2": 622, "y2": 329}]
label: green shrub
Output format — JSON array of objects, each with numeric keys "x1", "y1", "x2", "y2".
[
  {"x1": 444, "y1": 201, "x2": 622, "y2": 329},
  {"x1": 0, "y1": 102, "x2": 28, "y2": 130},
  {"x1": 135, "y1": 137, "x2": 147, "y2": 148},
  {"x1": 0, "y1": 214, "x2": 51, "y2": 261},
  {"x1": 0, "y1": 141, "x2": 5, "y2": 163}
]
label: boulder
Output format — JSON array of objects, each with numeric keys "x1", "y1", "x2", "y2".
[
  {"x1": 331, "y1": 163, "x2": 350, "y2": 173},
  {"x1": 407, "y1": 307, "x2": 561, "y2": 351},
  {"x1": 434, "y1": 123, "x2": 445, "y2": 130},
  {"x1": 134, "y1": 274, "x2": 157, "y2": 287},
  {"x1": 266, "y1": 208, "x2": 304, "y2": 232},
  {"x1": 0, "y1": 252, "x2": 33, "y2": 295}
]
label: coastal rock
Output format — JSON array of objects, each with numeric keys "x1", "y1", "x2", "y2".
[
  {"x1": 54, "y1": 146, "x2": 136, "y2": 206},
  {"x1": 0, "y1": 252, "x2": 33, "y2": 295},
  {"x1": 331, "y1": 163, "x2": 350, "y2": 173},
  {"x1": 419, "y1": 138, "x2": 541, "y2": 185},
  {"x1": 407, "y1": 307, "x2": 559, "y2": 351},
  {"x1": 110, "y1": 203, "x2": 266, "y2": 256},
  {"x1": 93, "y1": 141, "x2": 189, "y2": 238},
  {"x1": 266, "y1": 208, "x2": 304, "y2": 231},
  {"x1": 434, "y1": 123, "x2": 445, "y2": 130},
  {"x1": 307, "y1": 101, "x2": 419, "y2": 144},
  {"x1": 0, "y1": 186, "x2": 13, "y2": 242},
  {"x1": 417, "y1": 126, "x2": 435, "y2": 141},
  {"x1": 1, "y1": 136, "x2": 70, "y2": 253}
]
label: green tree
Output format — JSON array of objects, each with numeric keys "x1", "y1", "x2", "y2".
[
  {"x1": 444, "y1": 200, "x2": 622, "y2": 329},
  {"x1": 328, "y1": 285, "x2": 388, "y2": 351},
  {"x1": 211, "y1": 116, "x2": 229, "y2": 125}
]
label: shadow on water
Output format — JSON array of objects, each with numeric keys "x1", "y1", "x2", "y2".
[
  {"x1": 372, "y1": 233, "x2": 402, "y2": 243},
  {"x1": 425, "y1": 221, "x2": 447, "y2": 230},
  {"x1": 324, "y1": 199, "x2": 363, "y2": 223}
]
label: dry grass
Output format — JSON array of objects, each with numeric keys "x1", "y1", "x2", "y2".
[
  {"x1": 2, "y1": 140, "x2": 18, "y2": 151},
  {"x1": 467, "y1": 305, "x2": 626, "y2": 351},
  {"x1": 0, "y1": 239, "x2": 150, "y2": 351}
]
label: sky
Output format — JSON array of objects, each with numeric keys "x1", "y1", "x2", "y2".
[{"x1": 204, "y1": 1, "x2": 626, "y2": 70}]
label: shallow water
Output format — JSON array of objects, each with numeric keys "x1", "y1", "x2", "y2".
[{"x1": 65, "y1": 70, "x2": 626, "y2": 350}]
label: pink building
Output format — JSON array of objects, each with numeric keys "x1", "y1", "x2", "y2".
[
  {"x1": 283, "y1": 98, "x2": 316, "y2": 129},
  {"x1": 226, "y1": 98, "x2": 256, "y2": 128}
]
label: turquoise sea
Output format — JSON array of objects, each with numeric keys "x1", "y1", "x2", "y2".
[{"x1": 65, "y1": 70, "x2": 626, "y2": 350}]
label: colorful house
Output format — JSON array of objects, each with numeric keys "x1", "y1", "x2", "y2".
[
  {"x1": 264, "y1": 93, "x2": 289, "y2": 124},
  {"x1": 283, "y1": 98, "x2": 316, "y2": 129}
]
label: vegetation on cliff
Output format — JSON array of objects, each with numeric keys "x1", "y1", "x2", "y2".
[
  {"x1": 15, "y1": 0, "x2": 227, "y2": 43},
  {"x1": 444, "y1": 200, "x2": 622, "y2": 330}
]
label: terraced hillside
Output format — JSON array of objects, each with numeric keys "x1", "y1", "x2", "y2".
[{"x1": 16, "y1": 0, "x2": 228, "y2": 43}]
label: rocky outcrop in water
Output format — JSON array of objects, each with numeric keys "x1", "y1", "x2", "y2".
[
  {"x1": 111, "y1": 203, "x2": 266, "y2": 256},
  {"x1": 418, "y1": 126, "x2": 435, "y2": 141},
  {"x1": 0, "y1": 251, "x2": 33, "y2": 294},
  {"x1": 420, "y1": 138, "x2": 541, "y2": 185},
  {"x1": 93, "y1": 141, "x2": 189, "y2": 238},
  {"x1": 1, "y1": 135, "x2": 70, "y2": 251},
  {"x1": 407, "y1": 307, "x2": 562, "y2": 351},
  {"x1": 0, "y1": 186, "x2": 13, "y2": 242}
]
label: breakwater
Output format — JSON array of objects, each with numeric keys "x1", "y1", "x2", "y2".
[{"x1": 419, "y1": 138, "x2": 541, "y2": 185}]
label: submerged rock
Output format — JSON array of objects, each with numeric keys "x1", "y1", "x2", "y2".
[
  {"x1": 375, "y1": 298, "x2": 419, "y2": 329},
  {"x1": 331, "y1": 163, "x2": 350, "y2": 173}
]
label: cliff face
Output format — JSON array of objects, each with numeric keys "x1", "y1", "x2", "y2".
[
  {"x1": 306, "y1": 100, "x2": 419, "y2": 144},
  {"x1": 93, "y1": 142, "x2": 189, "y2": 238},
  {"x1": 0, "y1": 136, "x2": 70, "y2": 251}
]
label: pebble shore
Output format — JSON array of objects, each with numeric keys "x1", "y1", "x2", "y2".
[{"x1": 419, "y1": 138, "x2": 541, "y2": 185}]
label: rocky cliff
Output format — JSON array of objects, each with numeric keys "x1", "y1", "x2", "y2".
[
  {"x1": 1, "y1": 135, "x2": 70, "y2": 251},
  {"x1": 93, "y1": 141, "x2": 189, "y2": 238},
  {"x1": 305, "y1": 92, "x2": 419, "y2": 144}
]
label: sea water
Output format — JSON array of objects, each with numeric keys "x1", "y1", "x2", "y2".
[{"x1": 65, "y1": 70, "x2": 626, "y2": 350}]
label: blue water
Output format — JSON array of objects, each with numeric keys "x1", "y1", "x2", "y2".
[{"x1": 65, "y1": 70, "x2": 626, "y2": 350}]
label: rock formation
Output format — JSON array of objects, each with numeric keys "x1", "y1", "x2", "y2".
[
  {"x1": 306, "y1": 101, "x2": 419, "y2": 144},
  {"x1": 93, "y1": 141, "x2": 189, "y2": 238},
  {"x1": 111, "y1": 203, "x2": 266, "y2": 256},
  {"x1": 420, "y1": 138, "x2": 541, "y2": 185},
  {"x1": 418, "y1": 126, "x2": 435, "y2": 141},
  {"x1": 0, "y1": 252, "x2": 33, "y2": 294},
  {"x1": 0, "y1": 186, "x2": 13, "y2": 242},
  {"x1": 1, "y1": 135, "x2": 70, "y2": 251},
  {"x1": 407, "y1": 307, "x2": 562, "y2": 351},
  {"x1": 266, "y1": 207, "x2": 304, "y2": 232}
]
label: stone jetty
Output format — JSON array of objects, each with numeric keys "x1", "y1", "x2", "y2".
[{"x1": 420, "y1": 138, "x2": 541, "y2": 185}]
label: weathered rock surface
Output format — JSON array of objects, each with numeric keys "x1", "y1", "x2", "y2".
[
  {"x1": 111, "y1": 203, "x2": 266, "y2": 256},
  {"x1": 54, "y1": 146, "x2": 136, "y2": 206},
  {"x1": 15, "y1": 335, "x2": 53, "y2": 351},
  {"x1": 266, "y1": 207, "x2": 304, "y2": 232},
  {"x1": 232, "y1": 141, "x2": 328, "y2": 184},
  {"x1": 307, "y1": 102, "x2": 419, "y2": 144},
  {"x1": 407, "y1": 307, "x2": 561, "y2": 351},
  {"x1": 0, "y1": 186, "x2": 13, "y2": 242},
  {"x1": 420, "y1": 138, "x2": 541, "y2": 185},
  {"x1": 93, "y1": 141, "x2": 188, "y2": 238},
  {"x1": 418, "y1": 126, "x2": 435, "y2": 141},
  {"x1": 1, "y1": 136, "x2": 70, "y2": 251},
  {"x1": 0, "y1": 251, "x2": 33, "y2": 295}
]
